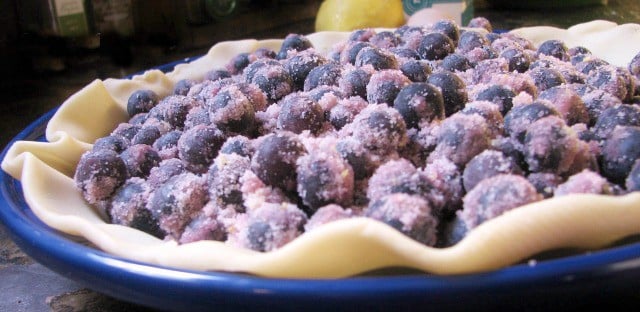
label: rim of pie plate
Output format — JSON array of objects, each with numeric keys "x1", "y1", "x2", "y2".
[{"x1": 2, "y1": 20, "x2": 640, "y2": 279}]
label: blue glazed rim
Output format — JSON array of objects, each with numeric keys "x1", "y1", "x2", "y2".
[{"x1": 1, "y1": 58, "x2": 640, "y2": 312}]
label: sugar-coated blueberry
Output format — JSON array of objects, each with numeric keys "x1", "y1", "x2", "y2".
[
  {"x1": 283, "y1": 51, "x2": 328, "y2": 91},
  {"x1": 467, "y1": 17, "x2": 493, "y2": 32},
  {"x1": 504, "y1": 101, "x2": 560, "y2": 142},
  {"x1": 296, "y1": 152, "x2": 355, "y2": 214},
  {"x1": 93, "y1": 135, "x2": 129, "y2": 153},
  {"x1": 75, "y1": 149, "x2": 128, "y2": 206},
  {"x1": 393, "y1": 82, "x2": 445, "y2": 128},
  {"x1": 226, "y1": 52, "x2": 252, "y2": 74},
  {"x1": 592, "y1": 104, "x2": 640, "y2": 141},
  {"x1": 276, "y1": 93, "x2": 324, "y2": 134},
  {"x1": 354, "y1": 46, "x2": 398, "y2": 70},
  {"x1": 457, "y1": 30, "x2": 489, "y2": 53},
  {"x1": 205, "y1": 69, "x2": 232, "y2": 81},
  {"x1": 251, "y1": 131, "x2": 306, "y2": 192},
  {"x1": 601, "y1": 126, "x2": 640, "y2": 184},
  {"x1": 341, "y1": 41, "x2": 374, "y2": 65},
  {"x1": 127, "y1": 89, "x2": 159, "y2": 117},
  {"x1": 399, "y1": 59, "x2": 432, "y2": 82},
  {"x1": 625, "y1": 159, "x2": 640, "y2": 191},
  {"x1": 427, "y1": 71, "x2": 468, "y2": 117},
  {"x1": 303, "y1": 62, "x2": 342, "y2": 91},
  {"x1": 131, "y1": 125, "x2": 161, "y2": 146},
  {"x1": 339, "y1": 67, "x2": 372, "y2": 98},
  {"x1": 432, "y1": 19, "x2": 460, "y2": 44},
  {"x1": 369, "y1": 31, "x2": 401, "y2": 49},
  {"x1": 474, "y1": 84, "x2": 515, "y2": 115},
  {"x1": 119, "y1": 144, "x2": 161, "y2": 178},
  {"x1": 110, "y1": 178, "x2": 164, "y2": 238},
  {"x1": 389, "y1": 47, "x2": 420, "y2": 60},
  {"x1": 417, "y1": 32, "x2": 455, "y2": 61},
  {"x1": 177, "y1": 124, "x2": 226, "y2": 173},
  {"x1": 441, "y1": 53, "x2": 472, "y2": 72},
  {"x1": 537, "y1": 39, "x2": 569, "y2": 61},
  {"x1": 220, "y1": 135, "x2": 254, "y2": 158},
  {"x1": 173, "y1": 79, "x2": 196, "y2": 96},
  {"x1": 500, "y1": 47, "x2": 531, "y2": 73},
  {"x1": 528, "y1": 67, "x2": 566, "y2": 92},
  {"x1": 277, "y1": 33, "x2": 313, "y2": 59},
  {"x1": 366, "y1": 69, "x2": 411, "y2": 105}
]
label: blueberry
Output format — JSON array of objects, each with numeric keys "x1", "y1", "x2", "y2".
[
  {"x1": 441, "y1": 53, "x2": 472, "y2": 72},
  {"x1": 253, "y1": 47, "x2": 277, "y2": 59},
  {"x1": 242, "y1": 58, "x2": 280, "y2": 82},
  {"x1": 537, "y1": 39, "x2": 569, "y2": 61},
  {"x1": 247, "y1": 221, "x2": 271, "y2": 251},
  {"x1": 249, "y1": 62, "x2": 293, "y2": 101},
  {"x1": 341, "y1": 41, "x2": 374, "y2": 65},
  {"x1": 119, "y1": 144, "x2": 161, "y2": 178},
  {"x1": 204, "y1": 69, "x2": 232, "y2": 81},
  {"x1": 303, "y1": 62, "x2": 342, "y2": 91},
  {"x1": 226, "y1": 52, "x2": 252, "y2": 74},
  {"x1": 417, "y1": 32, "x2": 455, "y2": 61},
  {"x1": 432, "y1": 19, "x2": 460, "y2": 44},
  {"x1": 339, "y1": 68, "x2": 372, "y2": 98},
  {"x1": 184, "y1": 106, "x2": 211, "y2": 129},
  {"x1": 127, "y1": 89, "x2": 159, "y2": 117},
  {"x1": 467, "y1": 17, "x2": 493, "y2": 32},
  {"x1": 147, "y1": 158, "x2": 186, "y2": 187},
  {"x1": 625, "y1": 159, "x2": 640, "y2": 191},
  {"x1": 131, "y1": 125, "x2": 161, "y2": 146},
  {"x1": 592, "y1": 104, "x2": 640, "y2": 140},
  {"x1": 208, "y1": 154, "x2": 250, "y2": 212},
  {"x1": 427, "y1": 71, "x2": 468, "y2": 117},
  {"x1": 354, "y1": 46, "x2": 398, "y2": 70},
  {"x1": 178, "y1": 124, "x2": 226, "y2": 173},
  {"x1": 283, "y1": 51, "x2": 328, "y2": 91},
  {"x1": 369, "y1": 31, "x2": 401, "y2": 48},
  {"x1": 173, "y1": 79, "x2": 196, "y2": 96},
  {"x1": 128, "y1": 113, "x2": 148, "y2": 125},
  {"x1": 601, "y1": 126, "x2": 640, "y2": 184},
  {"x1": 277, "y1": 33, "x2": 313, "y2": 59},
  {"x1": 389, "y1": 47, "x2": 420, "y2": 60},
  {"x1": 399, "y1": 60, "x2": 432, "y2": 82},
  {"x1": 251, "y1": 131, "x2": 306, "y2": 192},
  {"x1": 110, "y1": 178, "x2": 164, "y2": 238},
  {"x1": 457, "y1": 30, "x2": 489, "y2": 53},
  {"x1": 74, "y1": 149, "x2": 128, "y2": 205},
  {"x1": 147, "y1": 95, "x2": 199, "y2": 129},
  {"x1": 296, "y1": 155, "x2": 354, "y2": 214},
  {"x1": 93, "y1": 135, "x2": 129, "y2": 153},
  {"x1": 528, "y1": 67, "x2": 566, "y2": 92},
  {"x1": 576, "y1": 58, "x2": 608, "y2": 75},
  {"x1": 153, "y1": 130, "x2": 182, "y2": 152},
  {"x1": 349, "y1": 28, "x2": 375, "y2": 42},
  {"x1": 500, "y1": 47, "x2": 531, "y2": 73},
  {"x1": 366, "y1": 69, "x2": 411, "y2": 105},
  {"x1": 504, "y1": 101, "x2": 560, "y2": 142},
  {"x1": 462, "y1": 150, "x2": 523, "y2": 192},
  {"x1": 629, "y1": 51, "x2": 640, "y2": 79},
  {"x1": 276, "y1": 93, "x2": 324, "y2": 134},
  {"x1": 209, "y1": 85, "x2": 256, "y2": 134},
  {"x1": 220, "y1": 135, "x2": 254, "y2": 157},
  {"x1": 336, "y1": 138, "x2": 374, "y2": 180},
  {"x1": 568, "y1": 46, "x2": 591, "y2": 57},
  {"x1": 474, "y1": 84, "x2": 515, "y2": 115},
  {"x1": 111, "y1": 123, "x2": 140, "y2": 142},
  {"x1": 393, "y1": 82, "x2": 445, "y2": 128}
]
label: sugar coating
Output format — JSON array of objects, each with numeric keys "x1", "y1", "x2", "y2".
[
  {"x1": 555, "y1": 169, "x2": 613, "y2": 196},
  {"x1": 304, "y1": 204, "x2": 354, "y2": 232},
  {"x1": 227, "y1": 202, "x2": 307, "y2": 252},
  {"x1": 459, "y1": 174, "x2": 542, "y2": 229},
  {"x1": 364, "y1": 193, "x2": 438, "y2": 246}
]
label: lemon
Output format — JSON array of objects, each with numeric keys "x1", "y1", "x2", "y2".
[{"x1": 315, "y1": 0, "x2": 406, "y2": 32}]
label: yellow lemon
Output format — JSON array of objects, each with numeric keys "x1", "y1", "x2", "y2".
[{"x1": 315, "y1": 0, "x2": 406, "y2": 32}]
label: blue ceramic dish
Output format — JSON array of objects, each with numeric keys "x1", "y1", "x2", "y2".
[{"x1": 1, "y1": 58, "x2": 640, "y2": 312}]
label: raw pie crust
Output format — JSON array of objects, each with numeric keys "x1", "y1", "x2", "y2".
[{"x1": 3, "y1": 20, "x2": 640, "y2": 279}]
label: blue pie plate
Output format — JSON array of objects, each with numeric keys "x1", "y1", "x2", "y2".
[{"x1": 1, "y1": 58, "x2": 640, "y2": 312}]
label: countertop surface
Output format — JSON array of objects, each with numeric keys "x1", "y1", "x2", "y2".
[{"x1": 2, "y1": 1, "x2": 640, "y2": 311}]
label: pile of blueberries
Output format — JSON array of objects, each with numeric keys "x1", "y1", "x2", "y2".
[{"x1": 74, "y1": 16, "x2": 640, "y2": 251}]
